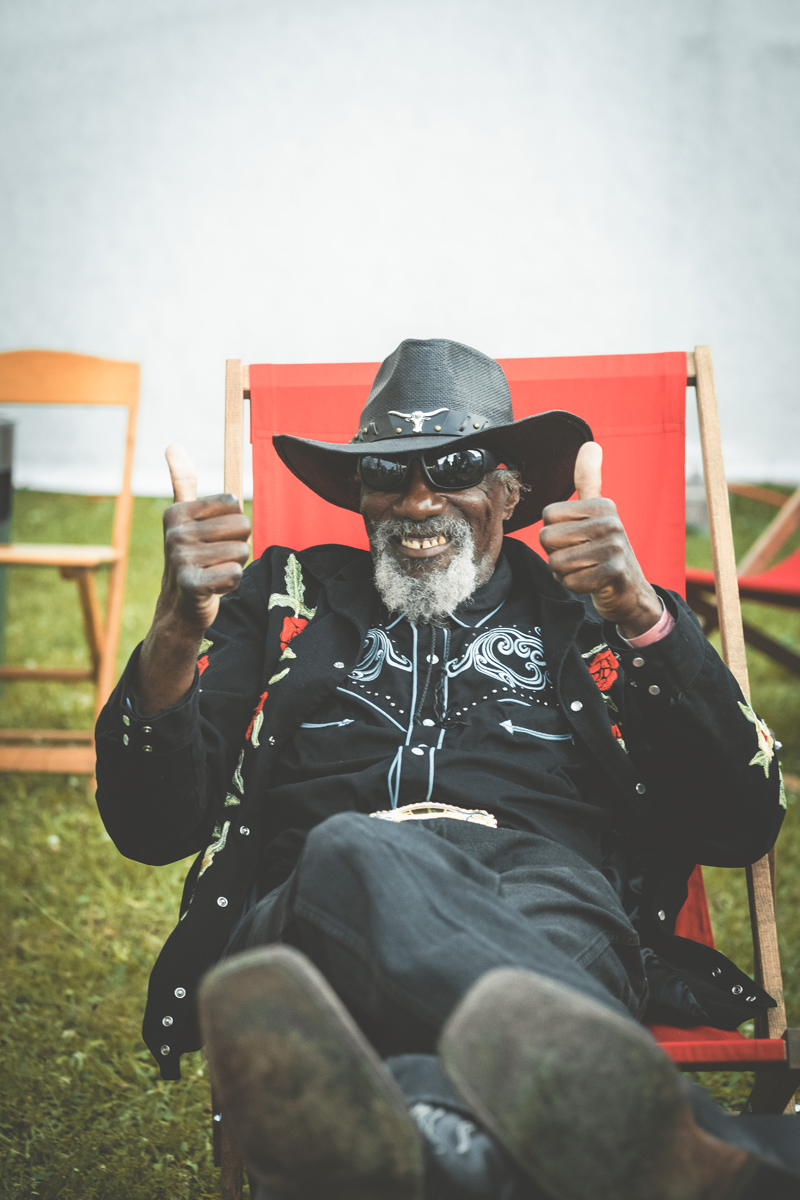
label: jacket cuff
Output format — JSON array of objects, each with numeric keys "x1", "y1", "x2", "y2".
[
  {"x1": 114, "y1": 643, "x2": 201, "y2": 756},
  {"x1": 604, "y1": 588, "x2": 709, "y2": 699}
]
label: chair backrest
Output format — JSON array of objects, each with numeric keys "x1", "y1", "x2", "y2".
[
  {"x1": 0, "y1": 350, "x2": 140, "y2": 556},
  {"x1": 249, "y1": 352, "x2": 688, "y2": 594}
]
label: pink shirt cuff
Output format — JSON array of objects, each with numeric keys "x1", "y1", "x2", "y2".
[{"x1": 618, "y1": 598, "x2": 675, "y2": 648}]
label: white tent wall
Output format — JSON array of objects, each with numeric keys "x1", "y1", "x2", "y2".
[{"x1": 0, "y1": 0, "x2": 798, "y2": 496}]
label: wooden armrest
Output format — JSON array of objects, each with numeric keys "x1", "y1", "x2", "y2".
[{"x1": 0, "y1": 543, "x2": 120, "y2": 567}]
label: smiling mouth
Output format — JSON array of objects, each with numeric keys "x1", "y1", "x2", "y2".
[{"x1": 400, "y1": 535, "x2": 448, "y2": 551}]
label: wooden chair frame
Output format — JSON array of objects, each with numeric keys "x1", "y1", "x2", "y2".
[
  {"x1": 0, "y1": 350, "x2": 140, "y2": 773},
  {"x1": 213, "y1": 347, "x2": 796, "y2": 1199}
]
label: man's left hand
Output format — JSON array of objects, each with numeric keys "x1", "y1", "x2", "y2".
[{"x1": 539, "y1": 442, "x2": 663, "y2": 638}]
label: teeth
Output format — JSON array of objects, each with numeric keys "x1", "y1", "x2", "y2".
[{"x1": 400, "y1": 535, "x2": 449, "y2": 550}]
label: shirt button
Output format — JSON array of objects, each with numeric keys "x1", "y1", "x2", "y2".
[
  {"x1": 570, "y1": 701, "x2": 583, "y2": 712},
  {"x1": 657, "y1": 910, "x2": 666, "y2": 921},
  {"x1": 122, "y1": 714, "x2": 130, "y2": 726},
  {"x1": 422, "y1": 718, "x2": 435, "y2": 727},
  {"x1": 123, "y1": 734, "x2": 129, "y2": 746},
  {"x1": 162, "y1": 1015, "x2": 173, "y2": 1027},
  {"x1": 239, "y1": 825, "x2": 250, "y2": 836},
  {"x1": 648, "y1": 685, "x2": 661, "y2": 696},
  {"x1": 635, "y1": 782, "x2": 646, "y2": 794},
  {"x1": 174, "y1": 987, "x2": 186, "y2": 998},
  {"x1": 217, "y1": 896, "x2": 228, "y2": 907},
  {"x1": 732, "y1": 985, "x2": 743, "y2": 995},
  {"x1": 632, "y1": 656, "x2": 645, "y2": 668},
  {"x1": 411, "y1": 747, "x2": 425, "y2": 756},
  {"x1": 160, "y1": 1045, "x2": 170, "y2": 1056},
  {"x1": 334, "y1": 662, "x2": 345, "y2": 669},
  {"x1": 142, "y1": 745, "x2": 153, "y2": 753}
]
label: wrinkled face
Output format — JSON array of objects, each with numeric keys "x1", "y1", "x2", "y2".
[{"x1": 360, "y1": 457, "x2": 519, "y2": 623}]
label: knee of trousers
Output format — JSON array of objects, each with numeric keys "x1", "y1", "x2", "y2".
[{"x1": 299, "y1": 811, "x2": 399, "y2": 886}]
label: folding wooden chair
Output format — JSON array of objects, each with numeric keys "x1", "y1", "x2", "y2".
[
  {"x1": 687, "y1": 484, "x2": 800, "y2": 676},
  {"x1": 213, "y1": 347, "x2": 797, "y2": 1200},
  {"x1": 0, "y1": 350, "x2": 139, "y2": 773}
]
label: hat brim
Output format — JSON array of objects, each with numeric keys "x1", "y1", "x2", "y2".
[{"x1": 272, "y1": 410, "x2": 593, "y2": 533}]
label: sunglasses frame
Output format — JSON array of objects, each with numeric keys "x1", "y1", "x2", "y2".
[{"x1": 357, "y1": 446, "x2": 509, "y2": 493}]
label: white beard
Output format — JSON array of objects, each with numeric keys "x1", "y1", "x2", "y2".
[{"x1": 369, "y1": 516, "x2": 481, "y2": 625}]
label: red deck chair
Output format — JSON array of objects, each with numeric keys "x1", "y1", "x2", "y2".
[
  {"x1": 213, "y1": 348, "x2": 799, "y2": 1199},
  {"x1": 687, "y1": 485, "x2": 800, "y2": 677}
]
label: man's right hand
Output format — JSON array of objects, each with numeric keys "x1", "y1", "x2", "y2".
[
  {"x1": 160, "y1": 444, "x2": 251, "y2": 634},
  {"x1": 135, "y1": 446, "x2": 251, "y2": 716}
]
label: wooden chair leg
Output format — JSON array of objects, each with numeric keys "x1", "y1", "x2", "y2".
[
  {"x1": 59, "y1": 565, "x2": 104, "y2": 678},
  {"x1": 220, "y1": 1121, "x2": 244, "y2": 1200},
  {"x1": 743, "y1": 1031, "x2": 800, "y2": 1115}
]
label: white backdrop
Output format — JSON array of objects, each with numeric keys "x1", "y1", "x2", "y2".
[{"x1": 1, "y1": 0, "x2": 799, "y2": 496}]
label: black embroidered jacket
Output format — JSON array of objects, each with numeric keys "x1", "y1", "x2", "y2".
[{"x1": 95, "y1": 538, "x2": 786, "y2": 1079}]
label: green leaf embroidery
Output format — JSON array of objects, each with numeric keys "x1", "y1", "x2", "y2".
[
  {"x1": 279, "y1": 645, "x2": 297, "y2": 662},
  {"x1": 233, "y1": 749, "x2": 245, "y2": 794},
  {"x1": 198, "y1": 637, "x2": 213, "y2": 656},
  {"x1": 738, "y1": 701, "x2": 776, "y2": 779},
  {"x1": 779, "y1": 768, "x2": 787, "y2": 810},
  {"x1": 267, "y1": 553, "x2": 317, "y2": 621},
  {"x1": 224, "y1": 793, "x2": 241, "y2": 807},
  {"x1": 198, "y1": 820, "x2": 230, "y2": 878},
  {"x1": 581, "y1": 642, "x2": 609, "y2": 659},
  {"x1": 251, "y1": 710, "x2": 264, "y2": 748},
  {"x1": 268, "y1": 668, "x2": 291, "y2": 685}
]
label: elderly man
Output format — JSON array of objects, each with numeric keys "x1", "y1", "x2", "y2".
[{"x1": 96, "y1": 340, "x2": 799, "y2": 1199}]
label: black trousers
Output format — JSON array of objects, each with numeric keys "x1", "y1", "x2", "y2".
[{"x1": 228, "y1": 812, "x2": 800, "y2": 1187}]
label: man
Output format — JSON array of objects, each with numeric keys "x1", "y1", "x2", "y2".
[{"x1": 96, "y1": 339, "x2": 799, "y2": 1198}]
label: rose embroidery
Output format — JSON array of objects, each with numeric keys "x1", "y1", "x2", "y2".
[
  {"x1": 246, "y1": 691, "x2": 268, "y2": 746},
  {"x1": 197, "y1": 654, "x2": 209, "y2": 676},
  {"x1": 587, "y1": 647, "x2": 619, "y2": 692},
  {"x1": 280, "y1": 615, "x2": 308, "y2": 653}
]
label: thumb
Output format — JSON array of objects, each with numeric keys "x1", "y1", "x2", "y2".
[
  {"x1": 165, "y1": 444, "x2": 198, "y2": 503},
  {"x1": 574, "y1": 441, "x2": 603, "y2": 501}
]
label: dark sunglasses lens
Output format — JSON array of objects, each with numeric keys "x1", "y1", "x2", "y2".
[
  {"x1": 359, "y1": 455, "x2": 409, "y2": 490},
  {"x1": 425, "y1": 448, "x2": 486, "y2": 489}
]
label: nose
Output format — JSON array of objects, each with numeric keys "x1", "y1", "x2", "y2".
[{"x1": 390, "y1": 459, "x2": 446, "y2": 521}]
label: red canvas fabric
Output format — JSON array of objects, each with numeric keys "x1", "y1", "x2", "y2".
[
  {"x1": 688, "y1": 550, "x2": 800, "y2": 606},
  {"x1": 249, "y1": 352, "x2": 688, "y2": 594}
]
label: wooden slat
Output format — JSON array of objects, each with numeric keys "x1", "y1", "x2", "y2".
[
  {"x1": 0, "y1": 350, "x2": 139, "y2": 406},
  {"x1": 0, "y1": 543, "x2": 118, "y2": 567},
  {"x1": 728, "y1": 483, "x2": 789, "y2": 508},
  {"x1": 691, "y1": 345, "x2": 787, "y2": 1047},
  {"x1": 0, "y1": 744, "x2": 96, "y2": 772},
  {"x1": 242, "y1": 363, "x2": 250, "y2": 397},
  {"x1": 737, "y1": 486, "x2": 800, "y2": 576},
  {"x1": 224, "y1": 360, "x2": 244, "y2": 504},
  {"x1": 0, "y1": 666, "x2": 94, "y2": 681},
  {"x1": 0, "y1": 730, "x2": 93, "y2": 742}
]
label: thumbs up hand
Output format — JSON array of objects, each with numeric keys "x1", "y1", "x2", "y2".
[
  {"x1": 539, "y1": 442, "x2": 662, "y2": 637},
  {"x1": 136, "y1": 447, "x2": 251, "y2": 714}
]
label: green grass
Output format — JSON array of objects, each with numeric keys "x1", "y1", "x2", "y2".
[{"x1": 1, "y1": 488, "x2": 799, "y2": 1197}]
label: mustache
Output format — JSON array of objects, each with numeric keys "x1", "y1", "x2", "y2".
[{"x1": 367, "y1": 516, "x2": 472, "y2": 550}]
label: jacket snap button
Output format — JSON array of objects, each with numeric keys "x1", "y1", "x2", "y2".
[
  {"x1": 746, "y1": 995, "x2": 757, "y2": 1002},
  {"x1": 142, "y1": 745, "x2": 153, "y2": 753},
  {"x1": 648, "y1": 685, "x2": 661, "y2": 696},
  {"x1": 657, "y1": 910, "x2": 666, "y2": 921},
  {"x1": 334, "y1": 662, "x2": 344, "y2": 669},
  {"x1": 268, "y1": 736, "x2": 276, "y2": 746},
  {"x1": 731, "y1": 985, "x2": 743, "y2": 995},
  {"x1": 632, "y1": 656, "x2": 645, "y2": 668},
  {"x1": 174, "y1": 987, "x2": 186, "y2": 998},
  {"x1": 122, "y1": 714, "x2": 130, "y2": 726},
  {"x1": 162, "y1": 1015, "x2": 173, "y2": 1027},
  {"x1": 142, "y1": 725, "x2": 153, "y2": 734},
  {"x1": 123, "y1": 734, "x2": 129, "y2": 746},
  {"x1": 570, "y1": 701, "x2": 583, "y2": 712},
  {"x1": 160, "y1": 1045, "x2": 170, "y2": 1056},
  {"x1": 239, "y1": 826, "x2": 250, "y2": 836},
  {"x1": 635, "y1": 782, "x2": 646, "y2": 795},
  {"x1": 712, "y1": 967, "x2": 722, "y2": 977},
  {"x1": 217, "y1": 896, "x2": 228, "y2": 907}
]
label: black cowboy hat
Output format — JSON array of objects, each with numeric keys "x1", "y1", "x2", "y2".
[{"x1": 273, "y1": 338, "x2": 593, "y2": 533}]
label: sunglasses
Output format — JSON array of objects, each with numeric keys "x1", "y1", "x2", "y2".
[{"x1": 358, "y1": 447, "x2": 513, "y2": 493}]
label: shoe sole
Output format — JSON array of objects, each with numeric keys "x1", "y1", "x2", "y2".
[
  {"x1": 199, "y1": 946, "x2": 424, "y2": 1200},
  {"x1": 439, "y1": 967, "x2": 688, "y2": 1200}
]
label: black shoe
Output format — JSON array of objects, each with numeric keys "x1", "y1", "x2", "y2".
[
  {"x1": 439, "y1": 968, "x2": 800, "y2": 1200},
  {"x1": 199, "y1": 946, "x2": 424, "y2": 1200}
]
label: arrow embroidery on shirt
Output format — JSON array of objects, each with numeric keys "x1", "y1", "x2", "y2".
[{"x1": 499, "y1": 719, "x2": 573, "y2": 742}]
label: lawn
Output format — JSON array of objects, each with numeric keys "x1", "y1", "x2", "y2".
[{"x1": 1, "y1": 487, "x2": 799, "y2": 1198}]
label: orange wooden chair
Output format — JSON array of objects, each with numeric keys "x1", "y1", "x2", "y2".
[
  {"x1": 687, "y1": 484, "x2": 800, "y2": 676},
  {"x1": 212, "y1": 347, "x2": 797, "y2": 1199},
  {"x1": 0, "y1": 350, "x2": 139, "y2": 773}
]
